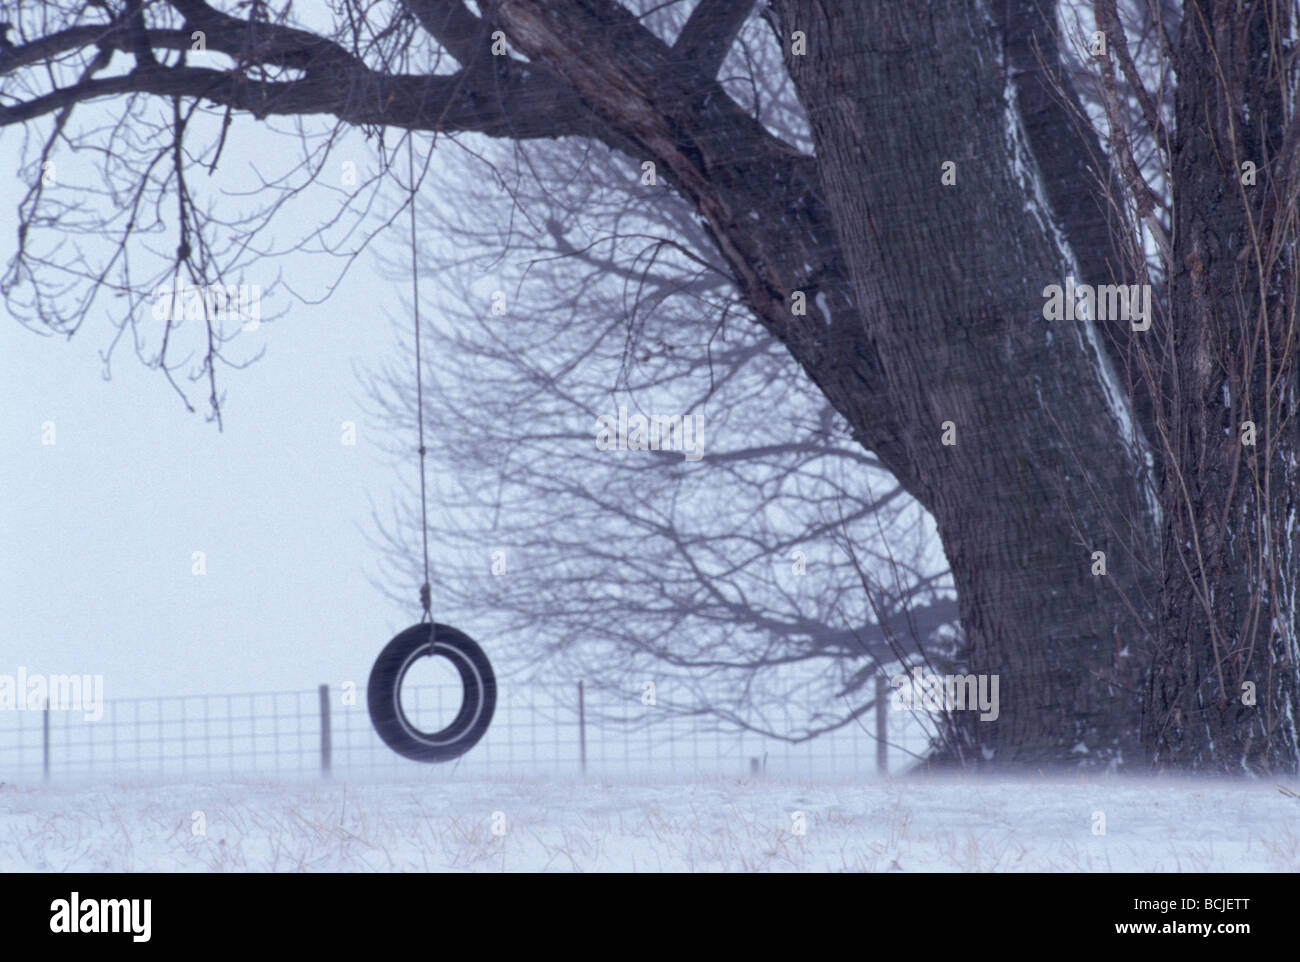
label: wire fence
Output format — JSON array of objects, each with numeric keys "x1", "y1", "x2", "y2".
[{"x1": 0, "y1": 678, "x2": 934, "y2": 780}]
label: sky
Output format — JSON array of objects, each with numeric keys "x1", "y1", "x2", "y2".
[{"x1": 0, "y1": 140, "x2": 440, "y2": 701}]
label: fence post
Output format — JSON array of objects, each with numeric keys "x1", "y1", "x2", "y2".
[
  {"x1": 875, "y1": 674, "x2": 888, "y2": 775},
  {"x1": 43, "y1": 704, "x2": 50, "y2": 781},
  {"x1": 578, "y1": 681, "x2": 587, "y2": 775},
  {"x1": 319, "y1": 684, "x2": 331, "y2": 777}
]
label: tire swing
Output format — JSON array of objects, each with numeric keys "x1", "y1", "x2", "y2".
[
  {"x1": 368, "y1": 137, "x2": 496, "y2": 763},
  {"x1": 368, "y1": 621, "x2": 496, "y2": 763}
]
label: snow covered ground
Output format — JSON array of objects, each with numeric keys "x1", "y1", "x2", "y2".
[{"x1": 2, "y1": 773, "x2": 1297, "y2": 872}]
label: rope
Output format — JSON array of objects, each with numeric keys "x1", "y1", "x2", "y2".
[{"x1": 408, "y1": 134, "x2": 432, "y2": 623}]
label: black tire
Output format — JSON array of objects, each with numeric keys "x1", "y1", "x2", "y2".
[{"x1": 367, "y1": 622, "x2": 496, "y2": 762}]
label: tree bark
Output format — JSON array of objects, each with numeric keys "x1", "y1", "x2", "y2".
[{"x1": 772, "y1": 0, "x2": 1157, "y2": 767}]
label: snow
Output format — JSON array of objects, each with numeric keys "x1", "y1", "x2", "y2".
[
  {"x1": 814, "y1": 290, "x2": 831, "y2": 324},
  {"x1": 996, "y1": 45, "x2": 1158, "y2": 527},
  {"x1": 3, "y1": 773, "x2": 1296, "y2": 872}
]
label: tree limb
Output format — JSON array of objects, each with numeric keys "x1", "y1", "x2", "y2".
[{"x1": 667, "y1": 0, "x2": 757, "y2": 82}]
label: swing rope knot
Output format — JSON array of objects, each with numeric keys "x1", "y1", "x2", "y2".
[{"x1": 419, "y1": 582, "x2": 431, "y2": 616}]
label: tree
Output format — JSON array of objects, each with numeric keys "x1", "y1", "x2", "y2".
[{"x1": 3, "y1": 0, "x2": 1297, "y2": 771}]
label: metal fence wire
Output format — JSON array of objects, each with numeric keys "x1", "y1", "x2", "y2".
[{"x1": 0, "y1": 680, "x2": 933, "y2": 779}]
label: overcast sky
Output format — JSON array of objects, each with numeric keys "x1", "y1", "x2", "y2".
[{"x1": 0, "y1": 142, "x2": 447, "y2": 701}]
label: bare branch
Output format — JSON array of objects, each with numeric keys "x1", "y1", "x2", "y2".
[{"x1": 667, "y1": 0, "x2": 757, "y2": 82}]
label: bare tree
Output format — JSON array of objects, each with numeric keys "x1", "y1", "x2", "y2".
[{"x1": 3, "y1": 0, "x2": 1297, "y2": 771}]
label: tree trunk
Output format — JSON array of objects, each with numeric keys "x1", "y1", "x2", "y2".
[
  {"x1": 1146, "y1": 0, "x2": 1300, "y2": 772},
  {"x1": 774, "y1": 0, "x2": 1158, "y2": 767}
]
